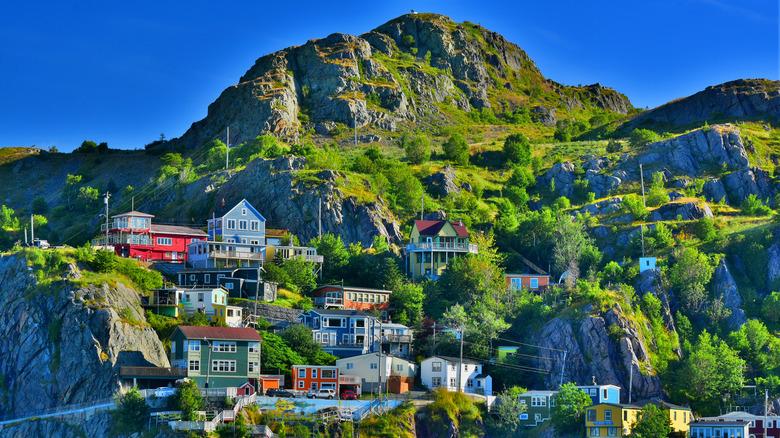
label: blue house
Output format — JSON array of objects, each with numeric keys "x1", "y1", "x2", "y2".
[
  {"x1": 577, "y1": 384, "x2": 621, "y2": 404},
  {"x1": 297, "y1": 309, "x2": 380, "y2": 358},
  {"x1": 188, "y1": 199, "x2": 267, "y2": 269}
]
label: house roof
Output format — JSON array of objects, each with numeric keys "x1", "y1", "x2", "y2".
[
  {"x1": 151, "y1": 224, "x2": 208, "y2": 237},
  {"x1": 474, "y1": 373, "x2": 490, "y2": 379},
  {"x1": 632, "y1": 399, "x2": 691, "y2": 411},
  {"x1": 425, "y1": 355, "x2": 482, "y2": 365},
  {"x1": 334, "y1": 352, "x2": 414, "y2": 364},
  {"x1": 519, "y1": 390, "x2": 558, "y2": 397},
  {"x1": 304, "y1": 308, "x2": 373, "y2": 318},
  {"x1": 112, "y1": 210, "x2": 154, "y2": 218},
  {"x1": 577, "y1": 384, "x2": 621, "y2": 391},
  {"x1": 690, "y1": 419, "x2": 751, "y2": 427},
  {"x1": 414, "y1": 220, "x2": 469, "y2": 238},
  {"x1": 707, "y1": 412, "x2": 780, "y2": 420},
  {"x1": 211, "y1": 198, "x2": 266, "y2": 222},
  {"x1": 313, "y1": 284, "x2": 392, "y2": 294},
  {"x1": 176, "y1": 325, "x2": 263, "y2": 341},
  {"x1": 505, "y1": 273, "x2": 550, "y2": 278}
]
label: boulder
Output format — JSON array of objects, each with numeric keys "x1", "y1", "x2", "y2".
[
  {"x1": 672, "y1": 177, "x2": 692, "y2": 189},
  {"x1": 712, "y1": 259, "x2": 747, "y2": 330},
  {"x1": 530, "y1": 105, "x2": 557, "y2": 126},
  {"x1": 767, "y1": 244, "x2": 780, "y2": 290},
  {"x1": 656, "y1": 201, "x2": 713, "y2": 221},
  {"x1": 540, "y1": 162, "x2": 576, "y2": 197},
  {"x1": 668, "y1": 191, "x2": 685, "y2": 201},
  {"x1": 586, "y1": 173, "x2": 623, "y2": 198},
  {"x1": 424, "y1": 210, "x2": 447, "y2": 221},
  {"x1": 703, "y1": 179, "x2": 728, "y2": 204},
  {"x1": 723, "y1": 167, "x2": 773, "y2": 205},
  {"x1": 426, "y1": 165, "x2": 460, "y2": 198}
]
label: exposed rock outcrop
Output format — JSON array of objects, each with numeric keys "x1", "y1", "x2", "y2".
[
  {"x1": 532, "y1": 304, "x2": 663, "y2": 402},
  {"x1": 712, "y1": 259, "x2": 747, "y2": 330},
  {"x1": 426, "y1": 165, "x2": 460, "y2": 198},
  {"x1": 767, "y1": 244, "x2": 780, "y2": 290},
  {"x1": 627, "y1": 79, "x2": 780, "y2": 128},
  {"x1": 213, "y1": 155, "x2": 401, "y2": 246},
  {"x1": 654, "y1": 201, "x2": 713, "y2": 221},
  {"x1": 0, "y1": 253, "x2": 168, "y2": 420}
]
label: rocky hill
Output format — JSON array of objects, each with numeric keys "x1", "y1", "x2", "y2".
[
  {"x1": 0, "y1": 251, "x2": 167, "y2": 421},
  {"x1": 171, "y1": 13, "x2": 633, "y2": 150}
]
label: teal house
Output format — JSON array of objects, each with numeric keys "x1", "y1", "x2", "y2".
[
  {"x1": 169, "y1": 326, "x2": 263, "y2": 389},
  {"x1": 517, "y1": 390, "x2": 557, "y2": 426}
]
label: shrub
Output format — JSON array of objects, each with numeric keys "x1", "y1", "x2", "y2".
[
  {"x1": 621, "y1": 195, "x2": 649, "y2": 221},
  {"x1": 401, "y1": 34, "x2": 415, "y2": 47},
  {"x1": 606, "y1": 139, "x2": 623, "y2": 153},
  {"x1": 694, "y1": 217, "x2": 716, "y2": 241},
  {"x1": 442, "y1": 133, "x2": 469, "y2": 165},
  {"x1": 402, "y1": 134, "x2": 431, "y2": 165},
  {"x1": 554, "y1": 196, "x2": 571, "y2": 210},
  {"x1": 91, "y1": 249, "x2": 117, "y2": 273},
  {"x1": 503, "y1": 134, "x2": 531, "y2": 165},
  {"x1": 741, "y1": 194, "x2": 772, "y2": 216},
  {"x1": 628, "y1": 129, "x2": 660, "y2": 148},
  {"x1": 168, "y1": 380, "x2": 204, "y2": 421},
  {"x1": 645, "y1": 172, "x2": 669, "y2": 207},
  {"x1": 112, "y1": 387, "x2": 150, "y2": 433}
]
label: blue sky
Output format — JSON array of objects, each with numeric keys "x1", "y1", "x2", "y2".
[{"x1": 0, "y1": 0, "x2": 776, "y2": 152}]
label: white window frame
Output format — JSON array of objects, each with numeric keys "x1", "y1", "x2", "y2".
[
  {"x1": 605, "y1": 410, "x2": 612, "y2": 422},
  {"x1": 241, "y1": 208, "x2": 247, "y2": 216},
  {"x1": 239, "y1": 220, "x2": 248, "y2": 230},
  {"x1": 298, "y1": 368, "x2": 306, "y2": 378},
  {"x1": 530, "y1": 278, "x2": 539, "y2": 289},
  {"x1": 370, "y1": 363, "x2": 378, "y2": 370},
  {"x1": 321, "y1": 369, "x2": 336, "y2": 379},
  {"x1": 213, "y1": 341, "x2": 237, "y2": 353},
  {"x1": 312, "y1": 368, "x2": 318, "y2": 379},
  {"x1": 188, "y1": 360, "x2": 200, "y2": 372},
  {"x1": 251, "y1": 221, "x2": 259, "y2": 231},
  {"x1": 188, "y1": 341, "x2": 201, "y2": 351},
  {"x1": 248, "y1": 362, "x2": 259, "y2": 373},
  {"x1": 298, "y1": 380, "x2": 305, "y2": 389},
  {"x1": 249, "y1": 342, "x2": 260, "y2": 353},
  {"x1": 432, "y1": 362, "x2": 442, "y2": 372},
  {"x1": 346, "y1": 363, "x2": 354, "y2": 370},
  {"x1": 226, "y1": 219, "x2": 236, "y2": 229},
  {"x1": 156, "y1": 237, "x2": 172, "y2": 246}
]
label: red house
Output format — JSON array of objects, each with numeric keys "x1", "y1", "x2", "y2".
[
  {"x1": 504, "y1": 273, "x2": 551, "y2": 291},
  {"x1": 292, "y1": 365, "x2": 339, "y2": 393},
  {"x1": 311, "y1": 285, "x2": 391, "y2": 316},
  {"x1": 103, "y1": 211, "x2": 208, "y2": 263}
]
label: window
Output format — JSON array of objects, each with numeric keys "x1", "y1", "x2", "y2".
[
  {"x1": 590, "y1": 388, "x2": 597, "y2": 396},
  {"x1": 590, "y1": 428, "x2": 600, "y2": 436},
  {"x1": 189, "y1": 360, "x2": 200, "y2": 371},
  {"x1": 532, "y1": 396, "x2": 546, "y2": 407},
  {"x1": 298, "y1": 380, "x2": 305, "y2": 389},
  {"x1": 239, "y1": 220, "x2": 247, "y2": 230},
  {"x1": 250, "y1": 240, "x2": 259, "y2": 245},
  {"x1": 449, "y1": 378, "x2": 456, "y2": 387},
  {"x1": 587, "y1": 410, "x2": 597, "y2": 422},
  {"x1": 432, "y1": 377, "x2": 442, "y2": 386},
  {"x1": 309, "y1": 368, "x2": 317, "y2": 379},
  {"x1": 156, "y1": 237, "x2": 172, "y2": 246},
  {"x1": 467, "y1": 379, "x2": 473, "y2": 388},
  {"x1": 241, "y1": 208, "x2": 247, "y2": 216},
  {"x1": 432, "y1": 362, "x2": 442, "y2": 372},
  {"x1": 225, "y1": 282, "x2": 234, "y2": 290},
  {"x1": 322, "y1": 369, "x2": 336, "y2": 379},
  {"x1": 250, "y1": 221, "x2": 259, "y2": 231},
  {"x1": 226, "y1": 219, "x2": 236, "y2": 229},
  {"x1": 212, "y1": 360, "x2": 236, "y2": 372},
  {"x1": 212, "y1": 341, "x2": 237, "y2": 352},
  {"x1": 603, "y1": 389, "x2": 608, "y2": 400},
  {"x1": 530, "y1": 278, "x2": 539, "y2": 289},
  {"x1": 188, "y1": 341, "x2": 201, "y2": 351},
  {"x1": 535, "y1": 413, "x2": 541, "y2": 422},
  {"x1": 767, "y1": 420, "x2": 774, "y2": 428},
  {"x1": 623, "y1": 411, "x2": 627, "y2": 421},
  {"x1": 674, "y1": 411, "x2": 677, "y2": 421},
  {"x1": 204, "y1": 274, "x2": 210, "y2": 283},
  {"x1": 298, "y1": 368, "x2": 306, "y2": 378},
  {"x1": 370, "y1": 363, "x2": 378, "y2": 370},
  {"x1": 608, "y1": 428, "x2": 617, "y2": 437},
  {"x1": 346, "y1": 363, "x2": 354, "y2": 370},
  {"x1": 189, "y1": 274, "x2": 196, "y2": 282},
  {"x1": 604, "y1": 410, "x2": 612, "y2": 422},
  {"x1": 198, "y1": 293, "x2": 204, "y2": 302},
  {"x1": 171, "y1": 342, "x2": 176, "y2": 353},
  {"x1": 397, "y1": 364, "x2": 403, "y2": 372},
  {"x1": 510, "y1": 278, "x2": 522, "y2": 290},
  {"x1": 248, "y1": 362, "x2": 259, "y2": 373}
]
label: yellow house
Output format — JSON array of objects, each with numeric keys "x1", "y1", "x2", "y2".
[
  {"x1": 405, "y1": 220, "x2": 478, "y2": 279},
  {"x1": 585, "y1": 400, "x2": 691, "y2": 437}
]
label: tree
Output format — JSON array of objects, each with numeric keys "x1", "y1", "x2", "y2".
[
  {"x1": 668, "y1": 247, "x2": 715, "y2": 312},
  {"x1": 694, "y1": 217, "x2": 716, "y2": 241},
  {"x1": 279, "y1": 324, "x2": 336, "y2": 365},
  {"x1": 552, "y1": 215, "x2": 588, "y2": 276},
  {"x1": 653, "y1": 223, "x2": 674, "y2": 248},
  {"x1": 62, "y1": 174, "x2": 83, "y2": 209},
  {"x1": 75, "y1": 140, "x2": 98, "y2": 153},
  {"x1": 629, "y1": 404, "x2": 671, "y2": 438},
  {"x1": 259, "y1": 331, "x2": 306, "y2": 375},
  {"x1": 384, "y1": 164, "x2": 423, "y2": 212},
  {"x1": 741, "y1": 194, "x2": 772, "y2": 216},
  {"x1": 168, "y1": 379, "x2": 204, "y2": 421},
  {"x1": 0, "y1": 205, "x2": 15, "y2": 228},
  {"x1": 389, "y1": 282, "x2": 425, "y2": 326},
  {"x1": 282, "y1": 257, "x2": 317, "y2": 294},
  {"x1": 599, "y1": 261, "x2": 624, "y2": 286},
  {"x1": 605, "y1": 139, "x2": 623, "y2": 153},
  {"x1": 621, "y1": 194, "x2": 649, "y2": 221},
  {"x1": 309, "y1": 234, "x2": 349, "y2": 282},
  {"x1": 76, "y1": 186, "x2": 100, "y2": 211},
  {"x1": 728, "y1": 319, "x2": 780, "y2": 374},
  {"x1": 503, "y1": 134, "x2": 531, "y2": 165},
  {"x1": 551, "y1": 382, "x2": 592, "y2": 434},
  {"x1": 91, "y1": 249, "x2": 117, "y2": 273},
  {"x1": 442, "y1": 133, "x2": 469, "y2": 165},
  {"x1": 645, "y1": 172, "x2": 669, "y2": 207},
  {"x1": 113, "y1": 386, "x2": 150, "y2": 432},
  {"x1": 628, "y1": 129, "x2": 660, "y2": 148},
  {"x1": 402, "y1": 134, "x2": 431, "y2": 165},
  {"x1": 491, "y1": 387, "x2": 527, "y2": 434},
  {"x1": 761, "y1": 291, "x2": 780, "y2": 323},
  {"x1": 32, "y1": 196, "x2": 48, "y2": 214},
  {"x1": 681, "y1": 330, "x2": 745, "y2": 414}
]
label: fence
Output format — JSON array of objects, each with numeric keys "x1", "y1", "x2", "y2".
[{"x1": 0, "y1": 397, "x2": 115, "y2": 425}]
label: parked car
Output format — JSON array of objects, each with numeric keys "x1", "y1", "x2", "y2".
[
  {"x1": 266, "y1": 388, "x2": 296, "y2": 398},
  {"x1": 307, "y1": 388, "x2": 336, "y2": 399},
  {"x1": 341, "y1": 390, "x2": 357, "y2": 400}
]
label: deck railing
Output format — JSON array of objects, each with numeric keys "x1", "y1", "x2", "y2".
[{"x1": 406, "y1": 242, "x2": 478, "y2": 253}]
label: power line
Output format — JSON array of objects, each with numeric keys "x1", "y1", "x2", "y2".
[{"x1": 493, "y1": 337, "x2": 568, "y2": 353}]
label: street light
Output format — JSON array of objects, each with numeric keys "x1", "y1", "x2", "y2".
[{"x1": 203, "y1": 337, "x2": 212, "y2": 389}]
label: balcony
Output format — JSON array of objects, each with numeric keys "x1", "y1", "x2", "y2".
[
  {"x1": 314, "y1": 297, "x2": 344, "y2": 308},
  {"x1": 209, "y1": 250, "x2": 264, "y2": 261},
  {"x1": 339, "y1": 374, "x2": 362, "y2": 385},
  {"x1": 141, "y1": 292, "x2": 179, "y2": 307},
  {"x1": 406, "y1": 242, "x2": 478, "y2": 254},
  {"x1": 120, "y1": 366, "x2": 187, "y2": 378},
  {"x1": 382, "y1": 334, "x2": 412, "y2": 344}
]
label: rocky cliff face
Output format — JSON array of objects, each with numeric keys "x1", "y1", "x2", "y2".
[
  {"x1": 0, "y1": 253, "x2": 168, "y2": 420},
  {"x1": 173, "y1": 13, "x2": 632, "y2": 150},
  {"x1": 627, "y1": 79, "x2": 780, "y2": 128},
  {"x1": 210, "y1": 155, "x2": 401, "y2": 246},
  {"x1": 532, "y1": 303, "x2": 663, "y2": 402}
]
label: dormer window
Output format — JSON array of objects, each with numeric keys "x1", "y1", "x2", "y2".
[{"x1": 241, "y1": 208, "x2": 247, "y2": 216}]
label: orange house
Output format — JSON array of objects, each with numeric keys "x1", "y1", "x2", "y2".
[
  {"x1": 311, "y1": 285, "x2": 391, "y2": 317},
  {"x1": 505, "y1": 273, "x2": 551, "y2": 291},
  {"x1": 292, "y1": 365, "x2": 340, "y2": 393}
]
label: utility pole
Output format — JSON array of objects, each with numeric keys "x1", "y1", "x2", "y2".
[
  {"x1": 318, "y1": 197, "x2": 322, "y2": 239},
  {"x1": 354, "y1": 113, "x2": 357, "y2": 147},
  {"x1": 432, "y1": 322, "x2": 436, "y2": 356},
  {"x1": 458, "y1": 326, "x2": 464, "y2": 392},
  {"x1": 420, "y1": 195, "x2": 424, "y2": 220},
  {"x1": 30, "y1": 214, "x2": 34, "y2": 244},
  {"x1": 104, "y1": 192, "x2": 111, "y2": 247},
  {"x1": 639, "y1": 163, "x2": 646, "y2": 207},
  {"x1": 640, "y1": 225, "x2": 645, "y2": 257},
  {"x1": 629, "y1": 361, "x2": 633, "y2": 404},
  {"x1": 377, "y1": 320, "x2": 383, "y2": 399},
  {"x1": 226, "y1": 127, "x2": 230, "y2": 170},
  {"x1": 765, "y1": 388, "x2": 768, "y2": 438}
]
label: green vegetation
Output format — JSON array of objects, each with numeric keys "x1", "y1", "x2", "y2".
[
  {"x1": 112, "y1": 387, "x2": 150, "y2": 433},
  {"x1": 551, "y1": 383, "x2": 592, "y2": 435},
  {"x1": 424, "y1": 389, "x2": 484, "y2": 438},
  {"x1": 168, "y1": 379, "x2": 204, "y2": 421}
]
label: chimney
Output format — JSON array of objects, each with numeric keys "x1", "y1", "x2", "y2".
[{"x1": 222, "y1": 198, "x2": 225, "y2": 209}]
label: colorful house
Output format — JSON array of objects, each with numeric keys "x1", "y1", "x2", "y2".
[
  {"x1": 420, "y1": 356, "x2": 492, "y2": 396},
  {"x1": 517, "y1": 390, "x2": 556, "y2": 426},
  {"x1": 292, "y1": 365, "x2": 340, "y2": 393},
  {"x1": 176, "y1": 287, "x2": 244, "y2": 327},
  {"x1": 379, "y1": 323, "x2": 414, "y2": 359},
  {"x1": 99, "y1": 210, "x2": 208, "y2": 262},
  {"x1": 296, "y1": 309, "x2": 380, "y2": 358},
  {"x1": 578, "y1": 384, "x2": 621, "y2": 405},
  {"x1": 405, "y1": 220, "x2": 478, "y2": 279},
  {"x1": 178, "y1": 267, "x2": 277, "y2": 301},
  {"x1": 504, "y1": 273, "x2": 551, "y2": 291},
  {"x1": 335, "y1": 353, "x2": 416, "y2": 394},
  {"x1": 689, "y1": 418, "x2": 750, "y2": 438},
  {"x1": 311, "y1": 284, "x2": 391, "y2": 316},
  {"x1": 585, "y1": 399, "x2": 691, "y2": 437},
  {"x1": 701, "y1": 411, "x2": 780, "y2": 438},
  {"x1": 169, "y1": 326, "x2": 262, "y2": 389}
]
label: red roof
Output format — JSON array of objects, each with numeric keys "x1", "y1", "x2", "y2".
[
  {"x1": 176, "y1": 326, "x2": 263, "y2": 341},
  {"x1": 414, "y1": 220, "x2": 469, "y2": 238},
  {"x1": 112, "y1": 210, "x2": 154, "y2": 218}
]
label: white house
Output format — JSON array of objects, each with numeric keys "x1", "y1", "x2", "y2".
[
  {"x1": 335, "y1": 353, "x2": 416, "y2": 394},
  {"x1": 420, "y1": 355, "x2": 492, "y2": 396}
]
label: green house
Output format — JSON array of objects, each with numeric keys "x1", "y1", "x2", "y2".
[
  {"x1": 169, "y1": 325, "x2": 262, "y2": 389},
  {"x1": 518, "y1": 390, "x2": 557, "y2": 427}
]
